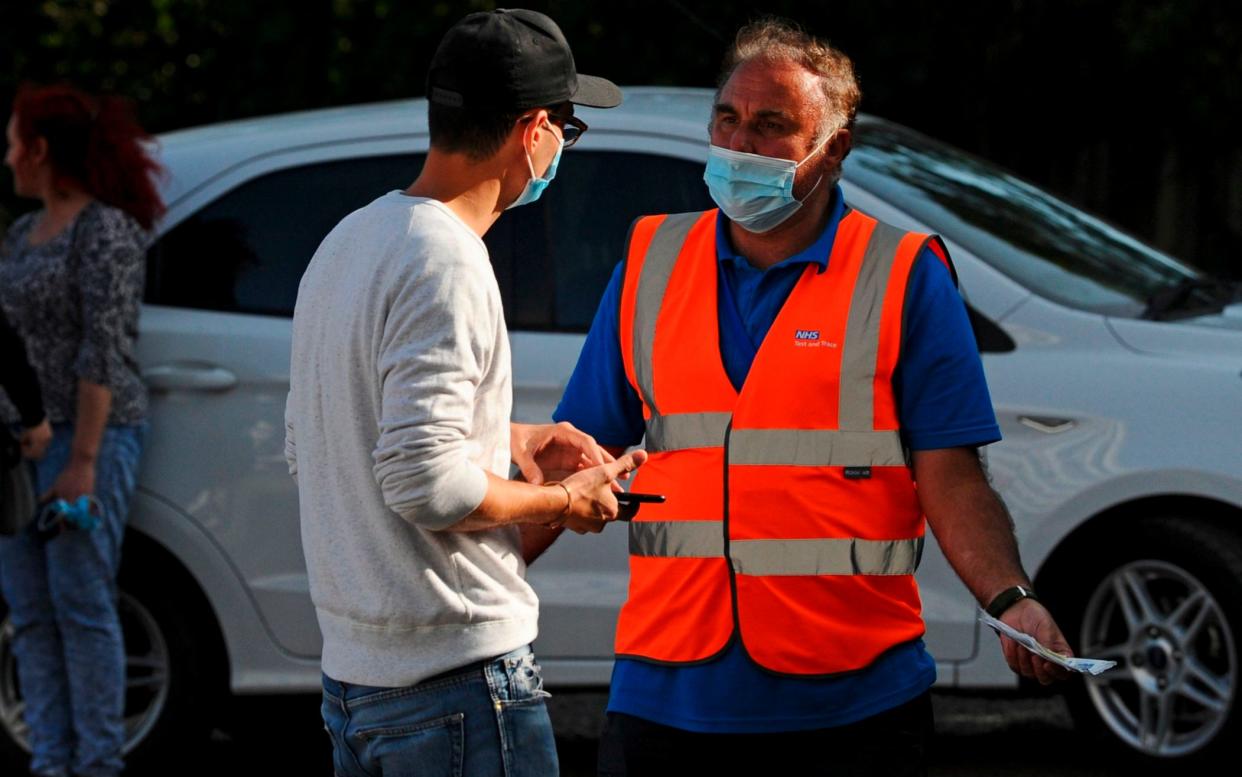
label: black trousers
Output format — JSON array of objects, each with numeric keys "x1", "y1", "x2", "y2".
[{"x1": 597, "y1": 691, "x2": 933, "y2": 777}]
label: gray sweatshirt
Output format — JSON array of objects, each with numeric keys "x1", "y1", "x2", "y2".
[{"x1": 285, "y1": 192, "x2": 538, "y2": 687}]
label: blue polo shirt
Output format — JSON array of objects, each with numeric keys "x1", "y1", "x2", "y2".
[{"x1": 553, "y1": 187, "x2": 1000, "y2": 733}]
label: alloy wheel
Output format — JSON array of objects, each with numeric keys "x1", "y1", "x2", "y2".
[{"x1": 1080, "y1": 559, "x2": 1236, "y2": 758}]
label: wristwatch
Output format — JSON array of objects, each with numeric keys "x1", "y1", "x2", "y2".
[{"x1": 985, "y1": 585, "x2": 1039, "y2": 618}]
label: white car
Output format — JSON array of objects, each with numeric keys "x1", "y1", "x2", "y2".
[{"x1": 2, "y1": 88, "x2": 1240, "y2": 768}]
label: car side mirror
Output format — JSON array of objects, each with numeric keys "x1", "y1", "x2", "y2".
[{"x1": 967, "y1": 304, "x2": 1016, "y2": 353}]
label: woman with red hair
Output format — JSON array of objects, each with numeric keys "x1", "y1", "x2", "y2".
[{"x1": 0, "y1": 83, "x2": 163, "y2": 777}]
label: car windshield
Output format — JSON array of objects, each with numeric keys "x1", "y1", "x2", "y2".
[{"x1": 847, "y1": 120, "x2": 1201, "y2": 317}]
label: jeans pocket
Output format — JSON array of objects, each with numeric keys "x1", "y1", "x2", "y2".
[
  {"x1": 322, "y1": 693, "x2": 358, "y2": 777},
  {"x1": 487, "y1": 652, "x2": 558, "y2": 776},
  {"x1": 500, "y1": 652, "x2": 551, "y2": 705},
  {"x1": 355, "y1": 712, "x2": 465, "y2": 777},
  {"x1": 494, "y1": 699, "x2": 558, "y2": 777}
]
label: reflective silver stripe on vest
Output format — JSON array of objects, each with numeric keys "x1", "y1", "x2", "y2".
[
  {"x1": 730, "y1": 536, "x2": 923, "y2": 576},
  {"x1": 632, "y1": 212, "x2": 704, "y2": 415},
  {"x1": 645, "y1": 412, "x2": 731, "y2": 453},
  {"x1": 728, "y1": 428, "x2": 906, "y2": 467},
  {"x1": 838, "y1": 221, "x2": 909, "y2": 431},
  {"x1": 629, "y1": 521, "x2": 725, "y2": 558}
]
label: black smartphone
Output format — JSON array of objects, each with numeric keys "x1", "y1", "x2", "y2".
[{"x1": 614, "y1": 492, "x2": 666, "y2": 522}]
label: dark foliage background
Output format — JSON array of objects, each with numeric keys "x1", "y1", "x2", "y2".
[{"x1": 3, "y1": 0, "x2": 1239, "y2": 278}]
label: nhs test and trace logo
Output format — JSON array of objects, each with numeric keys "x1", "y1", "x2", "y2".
[{"x1": 793, "y1": 328, "x2": 837, "y2": 348}]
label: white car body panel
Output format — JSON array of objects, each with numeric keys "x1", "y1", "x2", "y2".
[
  {"x1": 126, "y1": 490, "x2": 319, "y2": 691},
  {"x1": 124, "y1": 88, "x2": 1242, "y2": 696}
]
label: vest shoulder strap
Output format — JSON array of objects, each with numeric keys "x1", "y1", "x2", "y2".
[
  {"x1": 619, "y1": 211, "x2": 717, "y2": 408},
  {"x1": 847, "y1": 209, "x2": 956, "y2": 287}
]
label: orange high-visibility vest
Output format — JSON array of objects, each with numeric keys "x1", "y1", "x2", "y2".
[{"x1": 614, "y1": 208, "x2": 952, "y2": 676}]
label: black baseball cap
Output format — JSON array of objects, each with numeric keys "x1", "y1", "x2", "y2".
[{"x1": 426, "y1": 8, "x2": 622, "y2": 112}]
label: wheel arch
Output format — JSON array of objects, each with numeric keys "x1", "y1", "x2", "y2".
[
  {"x1": 120, "y1": 527, "x2": 230, "y2": 695},
  {"x1": 127, "y1": 490, "x2": 317, "y2": 693},
  {"x1": 1033, "y1": 493, "x2": 1242, "y2": 592}
]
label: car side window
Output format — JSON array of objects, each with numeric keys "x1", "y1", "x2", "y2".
[
  {"x1": 148, "y1": 150, "x2": 712, "y2": 327},
  {"x1": 146, "y1": 154, "x2": 425, "y2": 316},
  {"x1": 489, "y1": 151, "x2": 715, "y2": 333}
]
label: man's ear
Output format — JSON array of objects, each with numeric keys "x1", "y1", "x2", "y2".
[
  {"x1": 516, "y1": 108, "x2": 552, "y2": 156},
  {"x1": 826, "y1": 127, "x2": 852, "y2": 166}
]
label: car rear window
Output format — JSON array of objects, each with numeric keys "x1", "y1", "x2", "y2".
[{"x1": 847, "y1": 121, "x2": 1199, "y2": 317}]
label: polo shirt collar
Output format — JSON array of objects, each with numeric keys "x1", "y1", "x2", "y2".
[{"x1": 715, "y1": 184, "x2": 847, "y2": 273}]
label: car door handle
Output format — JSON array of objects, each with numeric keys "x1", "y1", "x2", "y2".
[
  {"x1": 1018, "y1": 415, "x2": 1076, "y2": 434},
  {"x1": 143, "y1": 362, "x2": 238, "y2": 393}
]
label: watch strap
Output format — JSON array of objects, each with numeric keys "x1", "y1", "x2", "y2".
[{"x1": 985, "y1": 585, "x2": 1039, "y2": 618}]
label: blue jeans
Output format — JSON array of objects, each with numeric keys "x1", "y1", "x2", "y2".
[
  {"x1": 322, "y1": 646, "x2": 559, "y2": 777},
  {"x1": 0, "y1": 423, "x2": 145, "y2": 777}
]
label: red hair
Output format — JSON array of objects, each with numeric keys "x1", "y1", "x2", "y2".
[{"x1": 12, "y1": 83, "x2": 165, "y2": 230}]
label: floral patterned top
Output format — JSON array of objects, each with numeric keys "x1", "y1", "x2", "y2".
[{"x1": 0, "y1": 201, "x2": 149, "y2": 426}]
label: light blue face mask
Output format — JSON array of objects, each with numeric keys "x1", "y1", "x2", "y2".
[
  {"x1": 507, "y1": 126, "x2": 563, "y2": 210},
  {"x1": 703, "y1": 137, "x2": 829, "y2": 233}
]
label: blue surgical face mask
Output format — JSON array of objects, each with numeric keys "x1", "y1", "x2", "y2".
[
  {"x1": 507, "y1": 125, "x2": 563, "y2": 210},
  {"x1": 703, "y1": 136, "x2": 830, "y2": 233}
]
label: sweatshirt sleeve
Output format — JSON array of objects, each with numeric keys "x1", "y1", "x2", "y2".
[
  {"x1": 370, "y1": 250, "x2": 493, "y2": 531},
  {"x1": 0, "y1": 309, "x2": 45, "y2": 426}
]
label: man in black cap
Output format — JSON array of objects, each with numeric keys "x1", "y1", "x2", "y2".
[{"x1": 285, "y1": 9, "x2": 631, "y2": 776}]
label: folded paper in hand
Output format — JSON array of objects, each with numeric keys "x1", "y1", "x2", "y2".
[{"x1": 979, "y1": 611, "x2": 1117, "y2": 676}]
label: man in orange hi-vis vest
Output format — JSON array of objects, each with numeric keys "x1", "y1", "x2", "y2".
[{"x1": 542, "y1": 17, "x2": 1074, "y2": 777}]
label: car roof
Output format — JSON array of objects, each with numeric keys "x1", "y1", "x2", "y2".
[{"x1": 155, "y1": 87, "x2": 722, "y2": 205}]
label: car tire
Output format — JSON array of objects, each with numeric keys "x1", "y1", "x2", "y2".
[
  {"x1": 1046, "y1": 515, "x2": 1242, "y2": 766},
  {"x1": 0, "y1": 535, "x2": 224, "y2": 771}
]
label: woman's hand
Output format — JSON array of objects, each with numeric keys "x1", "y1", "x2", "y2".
[
  {"x1": 43, "y1": 379, "x2": 110, "y2": 503},
  {"x1": 20, "y1": 418, "x2": 53, "y2": 460},
  {"x1": 40, "y1": 456, "x2": 96, "y2": 504}
]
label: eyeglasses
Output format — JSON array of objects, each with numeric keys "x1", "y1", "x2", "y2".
[
  {"x1": 548, "y1": 112, "x2": 588, "y2": 149},
  {"x1": 518, "y1": 109, "x2": 589, "y2": 149},
  {"x1": 551, "y1": 111, "x2": 588, "y2": 148}
]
